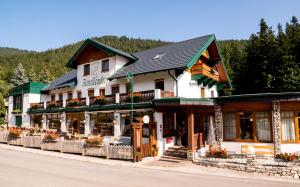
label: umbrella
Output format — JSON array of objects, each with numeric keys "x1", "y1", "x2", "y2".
[{"x1": 207, "y1": 116, "x2": 217, "y2": 146}]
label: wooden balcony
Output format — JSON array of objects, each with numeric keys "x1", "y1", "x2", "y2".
[
  {"x1": 119, "y1": 90, "x2": 155, "y2": 104},
  {"x1": 30, "y1": 102, "x2": 44, "y2": 110},
  {"x1": 190, "y1": 63, "x2": 219, "y2": 81},
  {"x1": 89, "y1": 95, "x2": 115, "y2": 106},
  {"x1": 66, "y1": 98, "x2": 86, "y2": 108},
  {"x1": 46, "y1": 100, "x2": 63, "y2": 109}
]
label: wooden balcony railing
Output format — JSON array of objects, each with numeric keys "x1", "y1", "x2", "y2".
[
  {"x1": 161, "y1": 90, "x2": 175, "y2": 98},
  {"x1": 30, "y1": 102, "x2": 44, "y2": 110},
  {"x1": 66, "y1": 98, "x2": 86, "y2": 108},
  {"x1": 46, "y1": 100, "x2": 63, "y2": 109},
  {"x1": 89, "y1": 95, "x2": 115, "y2": 106},
  {"x1": 119, "y1": 90, "x2": 155, "y2": 104},
  {"x1": 190, "y1": 63, "x2": 219, "y2": 81}
]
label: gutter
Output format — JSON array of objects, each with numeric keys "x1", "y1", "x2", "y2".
[{"x1": 168, "y1": 70, "x2": 178, "y2": 97}]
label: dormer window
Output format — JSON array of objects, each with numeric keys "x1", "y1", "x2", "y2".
[
  {"x1": 153, "y1": 53, "x2": 165, "y2": 60},
  {"x1": 102, "y1": 59, "x2": 109, "y2": 72},
  {"x1": 84, "y1": 64, "x2": 90, "y2": 76}
]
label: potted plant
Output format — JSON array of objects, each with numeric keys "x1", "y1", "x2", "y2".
[
  {"x1": 207, "y1": 147, "x2": 228, "y2": 158},
  {"x1": 43, "y1": 132, "x2": 60, "y2": 142},
  {"x1": 152, "y1": 145, "x2": 158, "y2": 156}
]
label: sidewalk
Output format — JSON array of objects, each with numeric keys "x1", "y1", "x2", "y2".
[{"x1": 0, "y1": 143, "x2": 299, "y2": 184}]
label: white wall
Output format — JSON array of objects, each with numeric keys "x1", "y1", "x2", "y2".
[
  {"x1": 281, "y1": 144, "x2": 300, "y2": 153},
  {"x1": 177, "y1": 70, "x2": 218, "y2": 98},
  {"x1": 222, "y1": 142, "x2": 273, "y2": 154},
  {"x1": 8, "y1": 96, "x2": 14, "y2": 127}
]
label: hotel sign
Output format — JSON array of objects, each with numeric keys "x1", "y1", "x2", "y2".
[{"x1": 82, "y1": 76, "x2": 107, "y2": 87}]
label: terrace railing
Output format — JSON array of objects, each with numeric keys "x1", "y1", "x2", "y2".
[
  {"x1": 66, "y1": 98, "x2": 86, "y2": 108},
  {"x1": 89, "y1": 95, "x2": 115, "y2": 106},
  {"x1": 46, "y1": 100, "x2": 63, "y2": 109},
  {"x1": 119, "y1": 90, "x2": 155, "y2": 104},
  {"x1": 30, "y1": 102, "x2": 45, "y2": 110}
]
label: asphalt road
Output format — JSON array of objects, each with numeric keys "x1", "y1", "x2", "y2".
[{"x1": 0, "y1": 148, "x2": 298, "y2": 187}]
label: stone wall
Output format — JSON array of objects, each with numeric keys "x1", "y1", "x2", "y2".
[{"x1": 194, "y1": 156, "x2": 300, "y2": 179}]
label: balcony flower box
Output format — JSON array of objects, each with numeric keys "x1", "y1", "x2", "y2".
[
  {"x1": 93, "y1": 95, "x2": 106, "y2": 105},
  {"x1": 126, "y1": 92, "x2": 142, "y2": 103},
  {"x1": 67, "y1": 99, "x2": 81, "y2": 107},
  {"x1": 47, "y1": 101, "x2": 60, "y2": 108}
]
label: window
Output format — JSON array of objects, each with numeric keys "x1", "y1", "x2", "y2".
[
  {"x1": 211, "y1": 90, "x2": 215, "y2": 98},
  {"x1": 201, "y1": 88, "x2": 205, "y2": 98},
  {"x1": 51, "y1": 94, "x2": 55, "y2": 101},
  {"x1": 90, "y1": 113, "x2": 114, "y2": 136},
  {"x1": 99, "y1": 88, "x2": 105, "y2": 96},
  {"x1": 84, "y1": 64, "x2": 90, "y2": 76},
  {"x1": 111, "y1": 85, "x2": 119, "y2": 95},
  {"x1": 13, "y1": 95, "x2": 23, "y2": 110},
  {"x1": 67, "y1": 92, "x2": 73, "y2": 100},
  {"x1": 102, "y1": 59, "x2": 109, "y2": 72},
  {"x1": 239, "y1": 112, "x2": 254, "y2": 140},
  {"x1": 224, "y1": 113, "x2": 236, "y2": 140},
  {"x1": 88, "y1": 89, "x2": 94, "y2": 97},
  {"x1": 281, "y1": 111, "x2": 296, "y2": 142},
  {"x1": 125, "y1": 84, "x2": 131, "y2": 93},
  {"x1": 256, "y1": 112, "x2": 271, "y2": 141},
  {"x1": 58, "y1": 93, "x2": 63, "y2": 101},
  {"x1": 155, "y1": 80, "x2": 164, "y2": 90},
  {"x1": 77, "y1": 91, "x2": 82, "y2": 99}
]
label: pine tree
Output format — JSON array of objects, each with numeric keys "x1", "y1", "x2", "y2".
[
  {"x1": 28, "y1": 68, "x2": 37, "y2": 81},
  {"x1": 10, "y1": 63, "x2": 29, "y2": 87},
  {"x1": 37, "y1": 66, "x2": 52, "y2": 84}
]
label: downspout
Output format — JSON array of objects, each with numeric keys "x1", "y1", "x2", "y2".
[{"x1": 168, "y1": 70, "x2": 178, "y2": 97}]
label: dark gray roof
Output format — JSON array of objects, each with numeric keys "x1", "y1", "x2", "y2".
[
  {"x1": 43, "y1": 70, "x2": 77, "y2": 91},
  {"x1": 109, "y1": 34, "x2": 214, "y2": 79}
]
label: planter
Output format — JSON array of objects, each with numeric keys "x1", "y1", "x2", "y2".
[
  {"x1": 108, "y1": 145, "x2": 133, "y2": 160},
  {"x1": 84, "y1": 144, "x2": 107, "y2": 157},
  {"x1": 23, "y1": 135, "x2": 42, "y2": 148},
  {"x1": 41, "y1": 140, "x2": 61, "y2": 151},
  {"x1": 61, "y1": 140, "x2": 83, "y2": 154},
  {"x1": 7, "y1": 135, "x2": 24, "y2": 146},
  {"x1": 0, "y1": 131, "x2": 8, "y2": 143}
]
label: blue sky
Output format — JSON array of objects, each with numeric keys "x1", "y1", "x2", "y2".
[{"x1": 1, "y1": 0, "x2": 300, "y2": 51}]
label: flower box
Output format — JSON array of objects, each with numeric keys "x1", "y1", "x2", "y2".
[
  {"x1": 7, "y1": 136, "x2": 24, "y2": 146},
  {"x1": 0, "y1": 131, "x2": 8, "y2": 143},
  {"x1": 23, "y1": 135, "x2": 42, "y2": 148},
  {"x1": 41, "y1": 141, "x2": 61, "y2": 151},
  {"x1": 61, "y1": 140, "x2": 83, "y2": 154},
  {"x1": 83, "y1": 144, "x2": 107, "y2": 157}
]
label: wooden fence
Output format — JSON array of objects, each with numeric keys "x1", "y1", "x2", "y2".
[{"x1": 0, "y1": 131, "x2": 8, "y2": 143}]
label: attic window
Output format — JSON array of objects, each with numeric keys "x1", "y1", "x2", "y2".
[{"x1": 153, "y1": 53, "x2": 165, "y2": 60}]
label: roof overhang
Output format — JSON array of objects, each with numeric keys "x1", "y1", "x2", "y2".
[{"x1": 65, "y1": 39, "x2": 138, "y2": 69}]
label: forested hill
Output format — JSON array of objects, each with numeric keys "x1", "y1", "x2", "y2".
[
  {"x1": 1, "y1": 16, "x2": 299, "y2": 96},
  {"x1": 0, "y1": 35, "x2": 245, "y2": 95}
]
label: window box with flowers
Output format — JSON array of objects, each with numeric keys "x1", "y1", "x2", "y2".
[
  {"x1": 47, "y1": 101, "x2": 59, "y2": 108},
  {"x1": 275, "y1": 153, "x2": 299, "y2": 162},
  {"x1": 126, "y1": 92, "x2": 142, "y2": 103},
  {"x1": 93, "y1": 95, "x2": 106, "y2": 105},
  {"x1": 67, "y1": 99, "x2": 80, "y2": 107}
]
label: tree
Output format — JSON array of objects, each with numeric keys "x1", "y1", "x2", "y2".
[
  {"x1": 28, "y1": 68, "x2": 37, "y2": 82},
  {"x1": 0, "y1": 94, "x2": 5, "y2": 125},
  {"x1": 37, "y1": 66, "x2": 52, "y2": 84},
  {"x1": 10, "y1": 63, "x2": 29, "y2": 87}
]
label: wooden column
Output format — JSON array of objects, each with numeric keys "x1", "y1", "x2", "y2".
[
  {"x1": 132, "y1": 123, "x2": 142, "y2": 162},
  {"x1": 187, "y1": 108, "x2": 195, "y2": 151}
]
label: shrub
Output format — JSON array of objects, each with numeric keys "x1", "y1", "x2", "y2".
[
  {"x1": 276, "y1": 153, "x2": 299, "y2": 161},
  {"x1": 207, "y1": 148, "x2": 228, "y2": 158},
  {"x1": 85, "y1": 136, "x2": 103, "y2": 145},
  {"x1": 43, "y1": 132, "x2": 60, "y2": 142}
]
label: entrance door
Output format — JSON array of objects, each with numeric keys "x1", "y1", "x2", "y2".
[
  {"x1": 15, "y1": 116, "x2": 22, "y2": 127},
  {"x1": 194, "y1": 113, "x2": 212, "y2": 148},
  {"x1": 176, "y1": 113, "x2": 188, "y2": 146}
]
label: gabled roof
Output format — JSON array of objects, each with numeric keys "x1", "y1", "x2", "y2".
[
  {"x1": 43, "y1": 70, "x2": 77, "y2": 91},
  {"x1": 65, "y1": 39, "x2": 138, "y2": 68},
  {"x1": 109, "y1": 34, "x2": 221, "y2": 80}
]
